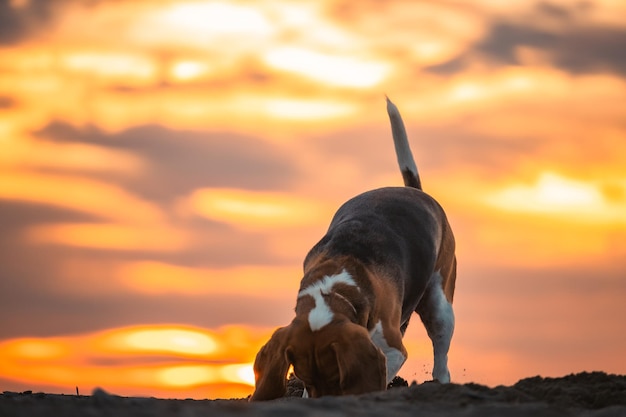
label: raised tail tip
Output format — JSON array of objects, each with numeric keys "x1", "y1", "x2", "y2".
[
  {"x1": 384, "y1": 96, "x2": 422, "y2": 190},
  {"x1": 385, "y1": 95, "x2": 399, "y2": 116}
]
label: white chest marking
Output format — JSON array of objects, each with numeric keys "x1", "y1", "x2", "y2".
[
  {"x1": 298, "y1": 270, "x2": 357, "y2": 332},
  {"x1": 370, "y1": 321, "x2": 406, "y2": 384}
]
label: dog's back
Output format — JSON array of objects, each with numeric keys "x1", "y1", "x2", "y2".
[
  {"x1": 303, "y1": 99, "x2": 455, "y2": 321},
  {"x1": 303, "y1": 188, "x2": 453, "y2": 326}
]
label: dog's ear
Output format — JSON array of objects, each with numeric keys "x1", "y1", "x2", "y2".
[
  {"x1": 331, "y1": 324, "x2": 387, "y2": 395},
  {"x1": 250, "y1": 326, "x2": 292, "y2": 401}
]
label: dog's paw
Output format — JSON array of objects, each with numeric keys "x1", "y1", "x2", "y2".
[
  {"x1": 285, "y1": 373, "x2": 305, "y2": 397},
  {"x1": 387, "y1": 376, "x2": 409, "y2": 389}
]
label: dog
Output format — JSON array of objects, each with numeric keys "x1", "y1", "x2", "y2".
[{"x1": 250, "y1": 98, "x2": 457, "y2": 400}]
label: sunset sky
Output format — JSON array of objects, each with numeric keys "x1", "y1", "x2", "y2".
[{"x1": 1, "y1": 0, "x2": 625, "y2": 399}]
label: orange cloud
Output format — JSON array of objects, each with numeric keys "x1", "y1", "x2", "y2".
[
  {"x1": 0, "y1": 173, "x2": 163, "y2": 224},
  {"x1": 185, "y1": 188, "x2": 332, "y2": 230},
  {"x1": 0, "y1": 171, "x2": 192, "y2": 252},
  {"x1": 0, "y1": 136, "x2": 143, "y2": 174},
  {"x1": 60, "y1": 51, "x2": 158, "y2": 86},
  {"x1": 26, "y1": 222, "x2": 189, "y2": 252},
  {"x1": 0, "y1": 325, "x2": 269, "y2": 399},
  {"x1": 116, "y1": 261, "x2": 300, "y2": 297}
]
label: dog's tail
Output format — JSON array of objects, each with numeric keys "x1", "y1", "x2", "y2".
[{"x1": 386, "y1": 97, "x2": 422, "y2": 190}]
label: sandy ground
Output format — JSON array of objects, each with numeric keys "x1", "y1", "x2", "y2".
[{"x1": 1, "y1": 372, "x2": 625, "y2": 417}]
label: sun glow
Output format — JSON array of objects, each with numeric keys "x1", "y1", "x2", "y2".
[
  {"x1": 159, "y1": 2, "x2": 272, "y2": 36},
  {"x1": 132, "y1": 2, "x2": 275, "y2": 48},
  {"x1": 485, "y1": 172, "x2": 626, "y2": 224},
  {"x1": 157, "y1": 365, "x2": 219, "y2": 387},
  {"x1": 170, "y1": 60, "x2": 211, "y2": 81},
  {"x1": 0, "y1": 325, "x2": 264, "y2": 398},
  {"x1": 62, "y1": 52, "x2": 157, "y2": 83},
  {"x1": 221, "y1": 363, "x2": 256, "y2": 386},
  {"x1": 450, "y1": 82, "x2": 484, "y2": 102},
  {"x1": 2, "y1": 339, "x2": 68, "y2": 360},
  {"x1": 120, "y1": 329, "x2": 218, "y2": 355},
  {"x1": 264, "y1": 47, "x2": 390, "y2": 88}
]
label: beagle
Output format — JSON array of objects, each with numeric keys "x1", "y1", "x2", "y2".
[{"x1": 250, "y1": 98, "x2": 457, "y2": 400}]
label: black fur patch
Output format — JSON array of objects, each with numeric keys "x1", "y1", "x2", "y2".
[{"x1": 402, "y1": 169, "x2": 421, "y2": 189}]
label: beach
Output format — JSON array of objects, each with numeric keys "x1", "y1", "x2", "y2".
[{"x1": 2, "y1": 372, "x2": 624, "y2": 417}]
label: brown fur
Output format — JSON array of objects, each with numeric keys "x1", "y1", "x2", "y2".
[{"x1": 251, "y1": 256, "x2": 415, "y2": 400}]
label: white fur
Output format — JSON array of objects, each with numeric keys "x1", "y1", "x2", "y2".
[
  {"x1": 421, "y1": 270, "x2": 455, "y2": 383},
  {"x1": 298, "y1": 270, "x2": 357, "y2": 332},
  {"x1": 369, "y1": 321, "x2": 406, "y2": 384},
  {"x1": 306, "y1": 293, "x2": 334, "y2": 331}
]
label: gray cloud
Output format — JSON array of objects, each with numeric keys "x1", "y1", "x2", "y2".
[
  {"x1": 423, "y1": 56, "x2": 467, "y2": 76},
  {"x1": 6, "y1": 121, "x2": 303, "y2": 268},
  {"x1": 0, "y1": 0, "x2": 54, "y2": 45},
  {"x1": 477, "y1": 23, "x2": 626, "y2": 75},
  {"x1": 0, "y1": 207, "x2": 293, "y2": 340},
  {"x1": 37, "y1": 122, "x2": 301, "y2": 203},
  {"x1": 455, "y1": 262, "x2": 626, "y2": 354},
  {"x1": 307, "y1": 124, "x2": 540, "y2": 183},
  {"x1": 535, "y1": 1, "x2": 575, "y2": 20},
  {"x1": 0, "y1": 119, "x2": 305, "y2": 339},
  {"x1": 0, "y1": 200, "x2": 96, "y2": 238},
  {"x1": 0, "y1": 199, "x2": 296, "y2": 339},
  {"x1": 0, "y1": 194, "x2": 288, "y2": 277},
  {"x1": 407, "y1": 127, "x2": 539, "y2": 175},
  {"x1": 0, "y1": 96, "x2": 17, "y2": 108},
  {"x1": 0, "y1": 283, "x2": 293, "y2": 338},
  {"x1": 426, "y1": 2, "x2": 626, "y2": 76}
]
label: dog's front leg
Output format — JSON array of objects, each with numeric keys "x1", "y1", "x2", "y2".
[{"x1": 369, "y1": 321, "x2": 407, "y2": 384}]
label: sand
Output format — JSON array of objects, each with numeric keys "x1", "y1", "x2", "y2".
[{"x1": 1, "y1": 372, "x2": 625, "y2": 416}]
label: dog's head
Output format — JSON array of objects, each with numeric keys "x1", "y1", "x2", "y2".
[{"x1": 249, "y1": 319, "x2": 386, "y2": 400}]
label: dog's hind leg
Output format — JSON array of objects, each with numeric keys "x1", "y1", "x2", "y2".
[{"x1": 415, "y1": 270, "x2": 455, "y2": 383}]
